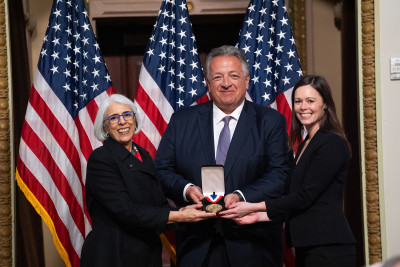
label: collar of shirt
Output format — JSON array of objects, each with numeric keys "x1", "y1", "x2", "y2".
[{"x1": 212, "y1": 100, "x2": 245, "y2": 157}]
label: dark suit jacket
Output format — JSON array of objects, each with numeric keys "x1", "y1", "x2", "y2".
[
  {"x1": 80, "y1": 138, "x2": 173, "y2": 267},
  {"x1": 154, "y1": 100, "x2": 289, "y2": 267},
  {"x1": 266, "y1": 130, "x2": 356, "y2": 248}
]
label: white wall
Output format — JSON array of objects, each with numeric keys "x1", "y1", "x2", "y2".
[{"x1": 376, "y1": 0, "x2": 400, "y2": 260}]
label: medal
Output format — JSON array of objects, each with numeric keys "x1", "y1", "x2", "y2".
[{"x1": 205, "y1": 203, "x2": 223, "y2": 213}]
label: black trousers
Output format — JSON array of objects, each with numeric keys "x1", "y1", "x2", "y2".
[
  {"x1": 295, "y1": 244, "x2": 356, "y2": 267},
  {"x1": 201, "y1": 234, "x2": 231, "y2": 267}
]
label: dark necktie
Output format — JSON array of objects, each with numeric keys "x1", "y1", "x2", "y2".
[{"x1": 216, "y1": 116, "x2": 232, "y2": 165}]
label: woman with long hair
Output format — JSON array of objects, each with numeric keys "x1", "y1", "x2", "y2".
[{"x1": 220, "y1": 75, "x2": 356, "y2": 267}]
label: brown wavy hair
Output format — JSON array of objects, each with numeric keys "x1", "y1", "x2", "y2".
[{"x1": 289, "y1": 75, "x2": 350, "y2": 152}]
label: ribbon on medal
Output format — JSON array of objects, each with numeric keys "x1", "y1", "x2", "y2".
[{"x1": 205, "y1": 192, "x2": 223, "y2": 203}]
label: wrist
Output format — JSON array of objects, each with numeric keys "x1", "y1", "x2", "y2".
[
  {"x1": 255, "y1": 202, "x2": 266, "y2": 212},
  {"x1": 183, "y1": 183, "x2": 194, "y2": 202},
  {"x1": 168, "y1": 210, "x2": 182, "y2": 224},
  {"x1": 233, "y1": 191, "x2": 244, "y2": 202}
]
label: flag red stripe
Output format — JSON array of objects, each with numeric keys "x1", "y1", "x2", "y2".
[
  {"x1": 275, "y1": 93, "x2": 292, "y2": 134},
  {"x1": 135, "y1": 83, "x2": 168, "y2": 136},
  {"x1": 17, "y1": 158, "x2": 81, "y2": 267},
  {"x1": 28, "y1": 87, "x2": 92, "y2": 227},
  {"x1": 21, "y1": 122, "x2": 86, "y2": 236},
  {"x1": 196, "y1": 93, "x2": 210, "y2": 104},
  {"x1": 29, "y1": 87, "x2": 83, "y2": 182},
  {"x1": 106, "y1": 87, "x2": 115, "y2": 96},
  {"x1": 85, "y1": 97, "x2": 100, "y2": 123},
  {"x1": 133, "y1": 131, "x2": 157, "y2": 159},
  {"x1": 74, "y1": 118, "x2": 93, "y2": 161},
  {"x1": 283, "y1": 226, "x2": 296, "y2": 266},
  {"x1": 87, "y1": 86, "x2": 115, "y2": 122}
]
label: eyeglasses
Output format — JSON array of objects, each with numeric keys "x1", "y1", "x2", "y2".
[{"x1": 104, "y1": 111, "x2": 135, "y2": 124}]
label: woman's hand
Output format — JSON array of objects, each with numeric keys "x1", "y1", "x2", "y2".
[
  {"x1": 218, "y1": 202, "x2": 266, "y2": 219},
  {"x1": 180, "y1": 203, "x2": 203, "y2": 211},
  {"x1": 233, "y1": 212, "x2": 270, "y2": 225},
  {"x1": 168, "y1": 204, "x2": 216, "y2": 223},
  {"x1": 179, "y1": 208, "x2": 216, "y2": 223}
]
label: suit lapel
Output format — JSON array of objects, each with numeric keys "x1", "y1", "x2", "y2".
[
  {"x1": 224, "y1": 101, "x2": 256, "y2": 178},
  {"x1": 197, "y1": 102, "x2": 216, "y2": 166}
]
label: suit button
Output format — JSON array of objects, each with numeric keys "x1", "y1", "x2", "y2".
[{"x1": 129, "y1": 164, "x2": 133, "y2": 168}]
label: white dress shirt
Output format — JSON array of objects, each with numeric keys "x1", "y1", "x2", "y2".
[
  {"x1": 183, "y1": 100, "x2": 246, "y2": 202},
  {"x1": 212, "y1": 101, "x2": 244, "y2": 158}
]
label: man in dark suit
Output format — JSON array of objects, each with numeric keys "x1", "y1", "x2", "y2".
[{"x1": 154, "y1": 45, "x2": 289, "y2": 267}]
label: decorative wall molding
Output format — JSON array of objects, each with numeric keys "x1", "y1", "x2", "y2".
[
  {"x1": 89, "y1": 0, "x2": 250, "y2": 18},
  {"x1": 292, "y1": 0, "x2": 306, "y2": 73},
  {"x1": 361, "y1": 0, "x2": 381, "y2": 263},
  {"x1": 0, "y1": 0, "x2": 12, "y2": 266}
]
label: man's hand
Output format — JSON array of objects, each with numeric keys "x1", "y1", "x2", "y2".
[
  {"x1": 224, "y1": 193, "x2": 240, "y2": 208},
  {"x1": 186, "y1": 185, "x2": 204, "y2": 204}
]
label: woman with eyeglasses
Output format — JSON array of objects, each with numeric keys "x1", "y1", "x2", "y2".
[{"x1": 80, "y1": 94, "x2": 215, "y2": 267}]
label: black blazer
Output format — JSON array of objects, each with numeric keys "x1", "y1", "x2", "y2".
[
  {"x1": 266, "y1": 130, "x2": 356, "y2": 247},
  {"x1": 80, "y1": 138, "x2": 173, "y2": 267},
  {"x1": 155, "y1": 100, "x2": 290, "y2": 267}
]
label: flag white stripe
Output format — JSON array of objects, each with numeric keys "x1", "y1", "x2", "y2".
[
  {"x1": 19, "y1": 138, "x2": 84, "y2": 256},
  {"x1": 135, "y1": 101, "x2": 162, "y2": 149},
  {"x1": 34, "y1": 71, "x2": 88, "y2": 174},
  {"x1": 77, "y1": 108, "x2": 101, "y2": 151},
  {"x1": 23, "y1": 102, "x2": 91, "y2": 230},
  {"x1": 139, "y1": 65, "x2": 174, "y2": 124},
  {"x1": 284, "y1": 87, "x2": 293, "y2": 109},
  {"x1": 93, "y1": 90, "x2": 110, "y2": 108},
  {"x1": 245, "y1": 92, "x2": 253, "y2": 101}
]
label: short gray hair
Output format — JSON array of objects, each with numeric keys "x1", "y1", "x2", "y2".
[
  {"x1": 93, "y1": 94, "x2": 141, "y2": 142},
  {"x1": 205, "y1": 45, "x2": 249, "y2": 79}
]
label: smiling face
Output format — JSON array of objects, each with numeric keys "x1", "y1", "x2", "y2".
[
  {"x1": 294, "y1": 84, "x2": 327, "y2": 137},
  {"x1": 104, "y1": 102, "x2": 136, "y2": 151},
  {"x1": 207, "y1": 55, "x2": 249, "y2": 114}
]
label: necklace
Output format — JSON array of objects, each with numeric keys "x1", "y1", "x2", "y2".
[
  {"x1": 131, "y1": 145, "x2": 142, "y2": 162},
  {"x1": 131, "y1": 145, "x2": 139, "y2": 155}
]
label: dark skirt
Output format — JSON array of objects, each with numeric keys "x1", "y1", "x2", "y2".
[{"x1": 295, "y1": 244, "x2": 356, "y2": 267}]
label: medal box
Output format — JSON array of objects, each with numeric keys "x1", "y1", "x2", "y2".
[{"x1": 201, "y1": 165, "x2": 225, "y2": 214}]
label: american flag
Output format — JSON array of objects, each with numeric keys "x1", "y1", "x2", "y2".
[
  {"x1": 133, "y1": 0, "x2": 209, "y2": 158},
  {"x1": 237, "y1": 0, "x2": 302, "y2": 133},
  {"x1": 15, "y1": 0, "x2": 114, "y2": 266}
]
